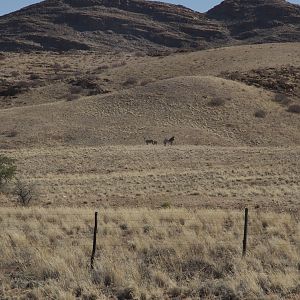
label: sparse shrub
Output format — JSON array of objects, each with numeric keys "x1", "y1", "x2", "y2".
[
  {"x1": 120, "y1": 223, "x2": 128, "y2": 231},
  {"x1": 14, "y1": 179, "x2": 35, "y2": 206},
  {"x1": 0, "y1": 155, "x2": 16, "y2": 189},
  {"x1": 70, "y1": 85, "x2": 83, "y2": 94},
  {"x1": 29, "y1": 74, "x2": 40, "y2": 80},
  {"x1": 168, "y1": 287, "x2": 182, "y2": 298},
  {"x1": 111, "y1": 61, "x2": 126, "y2": 68},
  {"x1": 52, "y1": 63, "x2": 63, "y2": 71},
  {"x1": 0, "y1": 53, "x2": 5, "y2": 60},
  {"x1": 54, "y1": 74, "x2": 65, "y2": 81},
  {"x1": 254, "y1": 109, "x2": 267, "y2": 118},
  {"x1": 140, "y1": 79, "x2": 155, "y2": 86},
  {"x1": 0, "y1": 81, "x2": 30, "y2": 97},
  {"x1": 123, "y1": 77, "x2": 138, "y2": 86},
  {"x1": 287, "y1": 104, "x2": 300, "y2": 114},
  {"x1": 95, "y1": 64, "x2": 109, "y2": 73},
  {"x1": 5, "y1": 130, "x2": 18, "y2": 138},
  {"x1": 161, "y1": 202, "x2": 171, "y2": 209},
  {"x1": 198, "y1": 281, "x2": 239, "y2": 300},
  {"x1": 135, "y1": 51, "x2": 146, "y2": 57},
  {"x1": 208, "y1": 98, "x2": 225, "y2": 107},
  {"x1": 11, "y1": 71, "x2": 19, "y2": 77},
  {"x1": 66, "y1": 94, "x2": 80, "y2": 101},
  {"x1": 116, "y1": 287, "x2": 136, "y2": 300},
  {"x1": 22, "y1": 291, "x2": 39, "y2": 300},
  {"x1": 82, "y1": 293, "x2": 97, "y2": 300},
  {"x1": 274, "y1": 93, "x2": 291, "y2": 105},
  {"x1": 68, "y1": 77, "x2": 104, "y2": 96}
]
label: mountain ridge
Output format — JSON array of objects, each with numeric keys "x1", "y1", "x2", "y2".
[{"x1": 0, "y1": 0, "x2": 299, "y2": 53}]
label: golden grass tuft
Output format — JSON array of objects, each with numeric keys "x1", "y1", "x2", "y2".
[{"x1": 0, "y1": 208, "x2": 299, "y2": 299}]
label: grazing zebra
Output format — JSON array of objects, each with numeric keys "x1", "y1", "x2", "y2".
[
  {"x1": 163, "y1": 136, "x2": 175, "y2": 146},
  {"x1": 144, "y1": 137, "x2": 156, "y2": 145}
]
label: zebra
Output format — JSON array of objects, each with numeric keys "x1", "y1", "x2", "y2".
[
  {"x1": 144, "y1": 137, "x2": 157, "y2": 145},
  {"x1": 163, "y1": 136, "x2": 175, "y2": 146}
]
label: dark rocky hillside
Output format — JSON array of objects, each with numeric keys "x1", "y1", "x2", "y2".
[
  {"x1": 0, "y1": 0, "x2": 299, "y2": 52},
  {"x1": 207, "y1": 0, "x2": 300, "y2": 42}
]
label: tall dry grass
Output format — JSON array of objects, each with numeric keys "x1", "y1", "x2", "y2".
[{"x1": 0, "y1": 208, "x2": 299, "y2": 299}]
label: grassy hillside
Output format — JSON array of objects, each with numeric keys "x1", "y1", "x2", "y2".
[{"x1": 0, "y1": 74, "x2": 299, "y2": 148}]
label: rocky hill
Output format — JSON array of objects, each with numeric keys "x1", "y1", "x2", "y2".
[
  {"x1": 0, "y1": 0, "x2": 299, "y2": 52},
  {"x1": 0, "y1": 0, "x2": 229, "y2": 52},
  {"x1": 207, "y1": 0, "x2": 300, "y2": 43}
]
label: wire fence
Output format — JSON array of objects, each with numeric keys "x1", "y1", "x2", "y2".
[{"x1": 1, "y1": 209, "x2": 296, "y2": 259}]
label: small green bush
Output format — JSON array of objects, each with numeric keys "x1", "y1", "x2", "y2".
[{"x1": 0, "y1": 155, "x2": 16, "y2": 188}]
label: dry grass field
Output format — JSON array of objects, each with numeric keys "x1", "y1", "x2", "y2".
[
  {"x1": 0, "y1": 42, "x2": 300, "y2": 299},
  {"x1": 0, "y1": 145, "x2": 299, "y2": 213},
  {"x1": 0, "y1": 208, "x2": 299, "y2": 299}
]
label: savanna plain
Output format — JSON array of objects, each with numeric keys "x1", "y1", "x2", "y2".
[{"x1": 0, "y1": 42, "x2": 299, "y2": 299}]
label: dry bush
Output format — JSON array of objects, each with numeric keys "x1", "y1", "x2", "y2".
[
  {"x1": 0, "y1": 208, "x2": 298, "y2": 299},
  {"x1": 54, "y1": 74, "x2": 65, "y2": 81},
  {"x1": 0, "y1": 81, "x2": 30, "y2": 97},
  {"x1": 5, "y1": 130, "x2": 18, "y2": 138},
  {"x1": 287, "y1": 104, "x2": 300, "y2": 114},
  {"x1": 254, "y1": 109, "x2": 267, "y2": 118},
  {"x1": 66, "y1": 94, "x2": 80, "y2": 101},
  {"x1": 274, "y1": 93, "x2": 291, "y2": 106},
  {"x1": 140, "y1": 78, "x2": 155, "y2": 86},
  {"x1": 29, "y1": 74, "x2": 40, "y2": 80},
  {"x1": 14, "y1": 179, "x2": 35, "y2": 206},
  {"x1": 111, "y1": 61, "x2": 126, "y2": 68},
  {"x1": 135, "y1": 51, "x2": 146, "y2": 57},
  {"x1": 11, "y1": 71, "x2": 19, "y2": 77},
  {"x1": 0, "y1": 53, "x2": 5, "y2": 60},
  {"x1": 52, "y1": 63, "x2": 63, "y2": 72},
  {"x1": 69, "y1": 85, "x2": 83, "y2": 94},
  {"x1": 208, "y1": 98, "x2": 225, "y2": 107},
  {"x1": 123, "y1": 77, "x2": 138, "y2": 86},
  {"x1": 95, "y1": 64, "x2": 110, "y2": 73}
]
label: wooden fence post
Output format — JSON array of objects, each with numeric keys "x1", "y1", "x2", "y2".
[
  {"x1": 242, "y1": 208, "x2": 248, "y2": 257},
  {"x1": 91, "y1": 211, "x2": 98, "y2": 269}
]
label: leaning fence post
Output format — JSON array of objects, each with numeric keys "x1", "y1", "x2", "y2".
[
  {"x1": 242, "y1": 208, "x2": 248, "y2": 257},
  {"x1": 91, "y1": 211, "x2": 98, "y2": 269}
]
